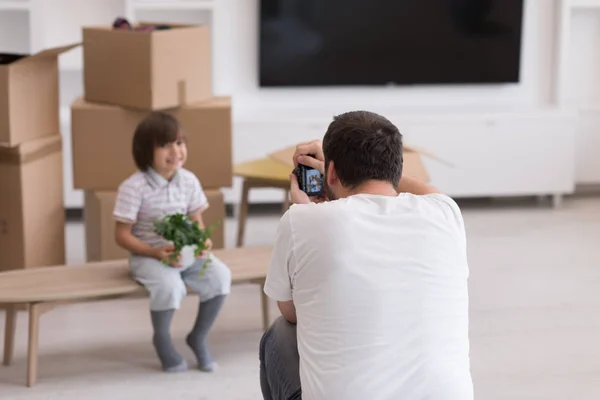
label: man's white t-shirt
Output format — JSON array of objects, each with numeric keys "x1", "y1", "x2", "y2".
[{"x1": 264, "y1": 192, "x2": 473, "y2": 400}]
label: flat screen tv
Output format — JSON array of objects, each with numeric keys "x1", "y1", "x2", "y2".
[{"x1": 259, "y1": 0, "x2": 524, "y2": 87}]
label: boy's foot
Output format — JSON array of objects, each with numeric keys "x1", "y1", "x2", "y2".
[
  {"x1": 152, "y1": 333, "x2": 188, "y2": 372},
  {"x1": 163, "y1": 358, "x2": 188, "y2": 373},
  {"x1": 186, "y1": 334, "x2": 217, "y2": 372}
]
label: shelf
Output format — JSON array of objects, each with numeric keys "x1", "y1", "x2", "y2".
[
  {"x1": 134, "y1": 7, "x2": 212, "y2": 27},
  {"x1": 132, "y1": 1, "x2": 213, "y2": 11},
  {"x1": 566, "y1": 0, "x2": 600, "y2": 9},
  {"x1": 0, "y1": 1, "x2": 30, "y2": 11}
]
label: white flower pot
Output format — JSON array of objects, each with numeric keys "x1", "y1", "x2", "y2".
[{"x1": 179, "y1": 245, "x2": 197, "y2": 268}]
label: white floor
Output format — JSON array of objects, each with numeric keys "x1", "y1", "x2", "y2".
[{"x1": 1, "y1": 196, "x2": 600, "y2": 399}]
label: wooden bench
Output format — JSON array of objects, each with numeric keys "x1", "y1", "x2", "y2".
[{"x1": 0, "y1": 246, "x2": 272, "y2": 387}]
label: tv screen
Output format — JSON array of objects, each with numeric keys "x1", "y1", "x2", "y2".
[{"x1": 259, "y1": 0, "x2": 524, "y2": 87}]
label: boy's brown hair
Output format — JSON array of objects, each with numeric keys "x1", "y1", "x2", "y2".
[{"x1": 132, "y1": 112, "x2": 185, "y2": 171}]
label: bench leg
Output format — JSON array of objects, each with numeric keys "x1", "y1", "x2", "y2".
[
  {"x1": 27, "y1": 303, "x2": 41, "y2": 387},
  {"x1": 259, "y1": 280, "x2": 270, "y2": 332},
  {"x1": 3, "y1": 304, "x2": 17, "y2": 366},
  {"x1": 236, "y1": 179, "x2": 250, "y2": 247}
]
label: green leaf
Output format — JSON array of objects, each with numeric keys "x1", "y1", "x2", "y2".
[
  {"x1": 153, "y1": 213, "x2": 218, "y2": 252},
  {"x1": 153, "y1": 214, "x2": 223, "y2": 275}
]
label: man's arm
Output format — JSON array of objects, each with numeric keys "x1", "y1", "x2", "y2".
[
  {"x1": 277, "y1": 300, "x2": 297, "y2": 324},
  {"x1": 397, "y1": 175, "x2": 441, "y2": 195},
  {"x1": 264, "y1": 212, "x2": 298, "y2": 323}
]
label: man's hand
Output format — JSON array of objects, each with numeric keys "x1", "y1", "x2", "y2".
[
  {"x1": 293, "y1": 140, "x2": 325, "y2": 174},
  {"x1": 290, "y1": 173, "x2": 329, "y2": 205},
  {"x1": 197, "y1": 238, "x2": 213, "y2": 259},
  {"x1": 290, "y1": 173, "x2": 311, "y2": 205},
  {"x1": 290, "y1": 139, "x2": 329, "y2": 205},
  {"x1": 153, "y1": 245, "x2": 181, "y2": 268}
]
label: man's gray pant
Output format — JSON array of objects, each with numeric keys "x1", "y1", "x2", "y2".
[{"x1": 259, "y1": 316, "x2": 302, "y2": 400}]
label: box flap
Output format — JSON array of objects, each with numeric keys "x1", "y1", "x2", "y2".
[
  {"x1": 0, "y1": 135, "x2": 62, "y2": 165},
  {"x1": 16, "y1": 43, "x2": 80, "y2": 64},
  {"x1": 188, "y1": 96, "x2": 231, "y2": 110},
  {"x1": 71, "y1": 96, "x2": 111, "y2": 110}
]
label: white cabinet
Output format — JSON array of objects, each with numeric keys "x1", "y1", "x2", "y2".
[
  {"x1": 575, "y1": 109, "x2": 600, "y2": 184},
  {"x1": 555, "y1": 0, "x2": 600, "y2": 185}
]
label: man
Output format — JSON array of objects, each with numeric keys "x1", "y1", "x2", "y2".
[{"x1": 259, "y1": 111, "x2": 473, "y2": 400}]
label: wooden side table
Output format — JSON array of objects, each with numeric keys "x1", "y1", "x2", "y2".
[{"x1": 233, "y1": 158, "x2": 292, "y2": 247}]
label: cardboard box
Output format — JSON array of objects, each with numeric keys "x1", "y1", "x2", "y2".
[
  {"x1": 71, "y1": 96, "x2": 232, "y2": 190},
  {"x1": 84, "y1": 189, "x2": 226, "y2": 262},
  {"x1": 83, "y1": 23, "x2": 211, "y2": 110},
  {"x1": 0, "y1": 135, "x2": 65, "y2": 272},
  {"x1": 0, "y1": 44, "x2": 79, "y2": 146},
  {"x1": 268, "y1": 144, "x2": 431, "y2": 182}
]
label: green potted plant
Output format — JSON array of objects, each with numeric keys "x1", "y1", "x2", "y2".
[{"x1": 153, "y1": 213, "x2": 219, "y2": 273}]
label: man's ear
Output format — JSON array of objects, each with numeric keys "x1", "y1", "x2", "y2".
[{"x1": 327, "y1": 160, "x2": 338, "y2": 186}]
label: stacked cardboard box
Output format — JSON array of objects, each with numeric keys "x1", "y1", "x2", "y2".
[
  {"x1": 0, "y1": 44, "x2": 78, "y2": 272},
  {"x1": 72, "y1": 22, "x2": 231, "y2": 262}
]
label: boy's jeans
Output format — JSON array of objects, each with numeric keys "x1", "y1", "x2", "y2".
[{"x1": 259, "y1": 317, "x2": 302, "y2": 400}]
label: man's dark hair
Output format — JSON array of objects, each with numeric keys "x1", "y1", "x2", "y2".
[
  {"x1": 132, "y1": 112, "x2": 185, "y2": 171},
  {"x1": 322, "y1": 111, "x2": 403, "y2": 189}
]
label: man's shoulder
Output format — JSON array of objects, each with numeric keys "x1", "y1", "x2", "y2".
[
  {"x1": 401, "y1": 192, "x2": 461, "y2": 212},
  {"x1": 404, "y1": 193, "x2": 465, "y2": 234},
  {"x1": 421, "y1": 193, "x2": 462, "y2": 214},
  {"x1": 284, "y1": 201, "x2": 348, "y2": 233},
  {"x1": 288, "y1": 200, "x2": 346, "y2": 217}
]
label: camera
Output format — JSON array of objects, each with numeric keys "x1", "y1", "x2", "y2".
[{"x1": 293, "y1": 160, "x2": 324, "y2": 197}]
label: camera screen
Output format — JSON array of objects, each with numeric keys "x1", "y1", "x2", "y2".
[{"x1": 305, "y1": 168, "x2": 323, "y2": 195}]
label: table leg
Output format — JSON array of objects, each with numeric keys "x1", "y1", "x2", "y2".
[
  {"x1": 27, "y1": 303, "x2": 41, "y2": 387},
  {"x1": 3, "y1": 304, "x2": 17, "y2": 366},
  {"x1": 236, "y1": 179, "x2": 250, "y2": 247},
  {"x1": 259, "y1": 280, "x2": 270, "y2": 332},
  {"x1": 552, "y1": 193, "x2": 563, "y2": 209}
]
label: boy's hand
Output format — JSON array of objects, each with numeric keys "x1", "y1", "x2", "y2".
[
  {"x1": 197, "y1": 238, "x2": 213, "y2": 259},
  {"x1": 153, "y1": 245, "x2": 181, "y2": 268}
]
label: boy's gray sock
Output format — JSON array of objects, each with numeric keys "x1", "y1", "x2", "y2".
[
  {"x1": 186, "y1": 295, "x2": 227, "y2": 372},
  {"x1": 151, "y1": 309, "x2": 187, "y2": 372}
]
